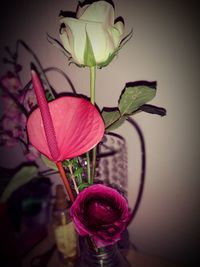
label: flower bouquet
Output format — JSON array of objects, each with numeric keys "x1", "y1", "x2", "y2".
[{"x1": 0, "y1": 1, "x2": 166, "y2": 266}]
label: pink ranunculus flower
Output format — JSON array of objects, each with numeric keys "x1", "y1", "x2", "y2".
[{"x1": 70, "y1": 184, "x2": 130, "y2": 248}]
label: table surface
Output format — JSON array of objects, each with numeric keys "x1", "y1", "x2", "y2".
[{"x1": 22, "y1": 225, "x2": 182, "y2": 267}]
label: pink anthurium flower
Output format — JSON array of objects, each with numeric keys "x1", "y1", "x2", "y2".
[
  {"x1": 27, "y1": 69, "x2": 105, "y2": 202},
  {"x1": 27, "y1": 96, "x2": 104, "y2": 162}
]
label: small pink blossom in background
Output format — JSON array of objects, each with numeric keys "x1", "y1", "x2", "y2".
[
  {"x1": 0, "y1": 114, "x2": 26, "y2": 147},
  {"x1": 2, "y1": 95, "x2": 20, "y2": 118},
  {"x1": 0, "y1": 71, "x2": 29, "y2": 149},
  {"x1": 70, "y1": 184, "x2": 130, "y2": 248},
  {"x1": 0, "y1": 132, "x2": 19, "y2": 147},
  {"x1": 1, "y1": 72, "x2": 22, "y2": 94},
  {"x1": 22, "y1": 88, "x2": 37, "y2": 112},
  {"x1": 24, "y1": 144, "x2": 40, "y2": 161},
  {"x1": 2, "y1": 115, "x2": 25, "y2": 138},
  {"x1": 1, "y1": 72, "x2": 25, "y2": 120}
]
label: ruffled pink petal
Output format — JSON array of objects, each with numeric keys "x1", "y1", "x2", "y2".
[
  {"x1": 70, "y1": 184, "x2": 130, "y2": 248},
  {"x1": 93, "y1": 233, "x2": 121, "y2": 248}
]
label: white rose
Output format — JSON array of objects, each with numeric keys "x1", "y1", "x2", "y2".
[{"x1": 59, "y1": 1, "x2": 125, "y2": 67}]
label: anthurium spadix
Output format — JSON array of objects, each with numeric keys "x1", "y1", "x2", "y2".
[{"x1": 27, "y1": 70, "x2": 105, "y2": 202}]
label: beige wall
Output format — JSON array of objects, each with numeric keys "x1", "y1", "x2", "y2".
[{"x1": 0, "y1": 0, "x2": 199, "y2": 265}]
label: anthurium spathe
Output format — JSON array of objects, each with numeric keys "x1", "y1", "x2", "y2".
[
  {"x1": 27, "y1": 71, "x2": 104, "y2": 162},
  {"x1": 27, "y1": 96, "x2": 105, "y2": 161},
  {"x1": 27, "y1": 69, "x2": 105, "y2": 202}
]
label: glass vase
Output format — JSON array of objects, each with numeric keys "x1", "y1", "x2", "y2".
[
  {"x1": 75, "y1": 237, "x2": 130, "y2": 267},
  {"x1": 96, "y1": 133, "x2": 128, "y2": 195},
  {"x1": 80, "y1": 133, "x2": 128, "y2": 196}
]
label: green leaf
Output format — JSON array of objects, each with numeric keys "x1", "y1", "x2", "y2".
[
  {"x1": 41, "y1": 155, "x2": 57, "y2": 171},
  {"x1": 78, "y1": 183, "x2": 90, "y2": 191},
  {"x1": 119, "y1": 83, "x2": 156, "y2": 116},
  {"x1": 1, "y1": 166, "x2": 38, "y2": 202},
  {"x1": 101, "y1": 109, "x2": 121, "y2": 128},
  {"x1": 84, "y1": 30, "x2": 96, "y2": 67},
  {"x1": 106, "y1": 116, "x2": 127, "y2": 132},
  {"x1": 74, "y1": 167, "x2": 83, "y2": 185},
  {"x1": 139, "y1": 104, "x2": 167, "y2": 117},
  {"x1": 45, "y1": 89, "x2": 54, "y2": 101},
  {"x1": 101, "y1": 108, "x2": 127, "y2": 132},
  {"x1": 76, "y1": 176, "x2": 83, "y2": 186},
  {"x1": 74, "y1": 168, "x2": 83, "y2": 177},
  {"x1": 70, "y1": 158, "x2": 80, "y2": 168},
  {"x1": 62, "y1": 160, "x2": 70, "y2": 168}
]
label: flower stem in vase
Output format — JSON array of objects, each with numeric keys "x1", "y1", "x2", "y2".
[
  {"x1": 89, "y1": 66, "x2": 97, "y2": 182},
  {"x1": 90, "y1": 66, "x2": 96, "y2": 105},
  {"x1": 86, "y1": 152, "x2": 91, "y2": 184},
  {"x1": 91, "y1": 146, "x2": 97, "y2": 182},
  {"x1": 56, "y1": 161, "x2": 75, "y2": 203}
]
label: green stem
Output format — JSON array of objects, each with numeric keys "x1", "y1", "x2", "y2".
[
  {"x1": 89, "y1": 66, "x2": 97, "y2": 183},
  {"x1": 68, "y1": 162, "x2": 79, "y2": 195},
  {"x1": 90, "y1": 66, "x2": 96, "y2": 105},
  {"x1": 86, "y1": 152, "x2": 91, "y2": 184},
  {"x1": 91, "y1": 146, "x2": 97, "y2": 181}
]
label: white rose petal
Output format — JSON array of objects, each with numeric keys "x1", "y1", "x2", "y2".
[
  {"x1": 107, "y1": 26, "x2": 121, "y2": 48},
  {"x1": 79, "y1": 1, "x2": 114, "y2": 25},
  {"x1": 114, "y1": 20, "x2": 124, "y2": 35},
  {"x1": 86, "y1": 22, "x2": 115, "y2": 63},
  {"x1": 60, "y1": 17, "x2": 87, "y2": 64},
  {"x1": 60, "y1": 24, "x2": 73, "y2": 54},
  {"x1": 76, "y1": 4, "x2": 89, "y2": 19}
]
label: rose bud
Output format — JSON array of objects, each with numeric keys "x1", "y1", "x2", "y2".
[{"x1": 59, "y1": 1, "x2": 126, "y2": 67}]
